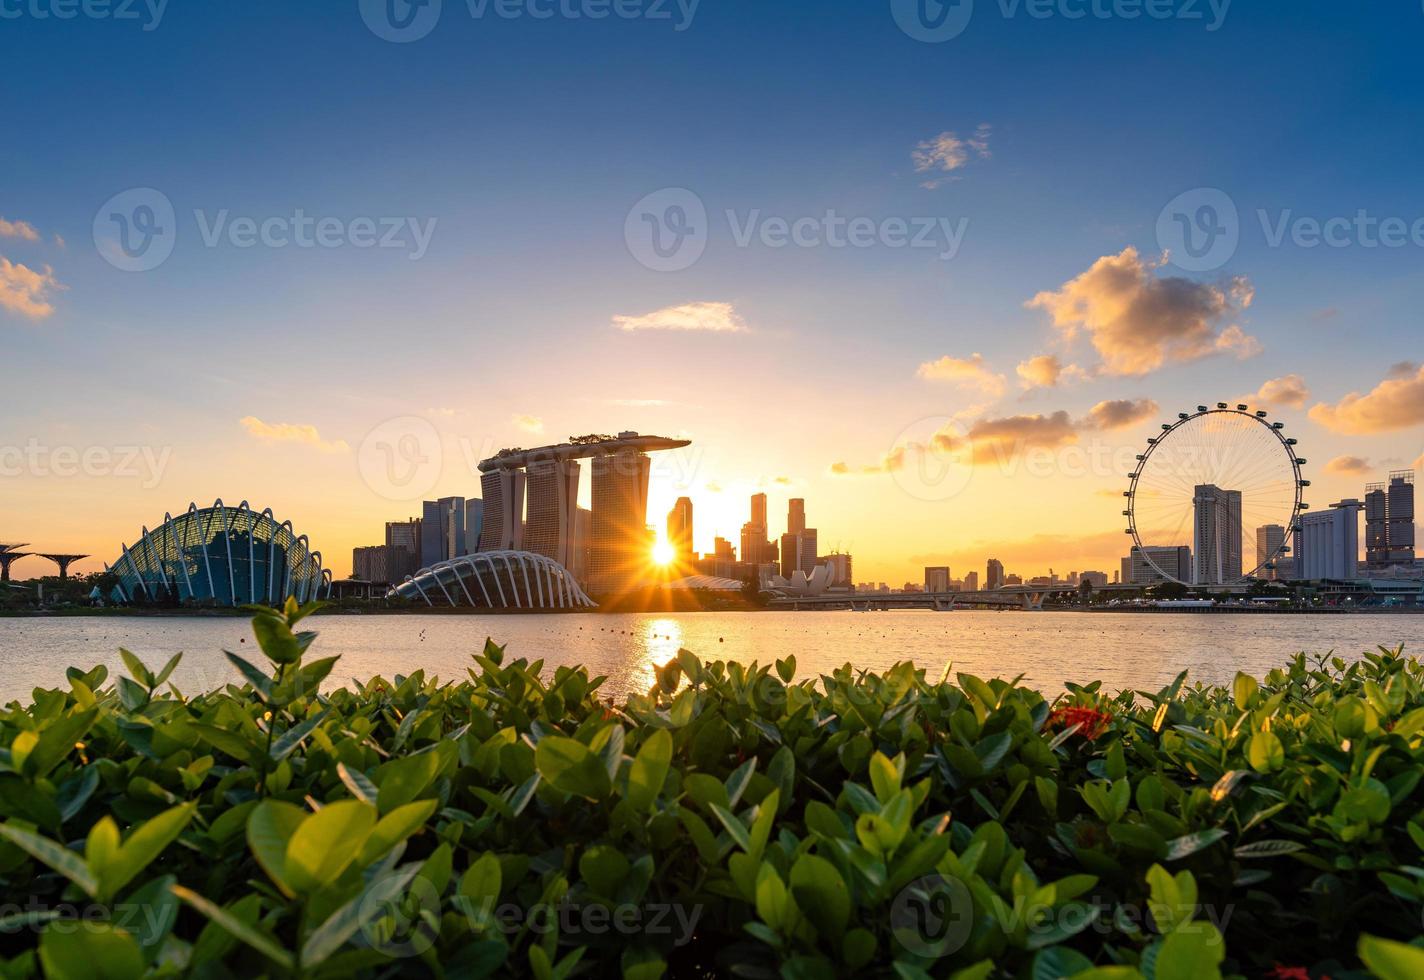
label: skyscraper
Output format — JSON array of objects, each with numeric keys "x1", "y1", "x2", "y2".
[
  {"x1": 787, "y1": 498, "x2": 805, "y2": 535},
  {"x1": 779, "y1": 532, "x2": 800, "y2": 579},
  {"x1": 799, "y1": 528, "x2": 818, "y2": 575},
  {"x1": 1296, "y1": 498, "x2": 1362, "y2": 581},
  {"x1": 385, "y1": 518, "x2": 422, "y2": 583},
  {"x1": 1388, "y1": 471, "x2": 1416, "y2": 565},
  {"x1": 1122, "y1": 546, "x2": 1193, "y2": 586},
  {"x1": 523, "y1": 458, "x2": 581, "y2": 570},
  {"x1": 1255, "y1": 524, "x2": 1286, "y2": 580},
  {"x1": 741, "y1": 493, "x2": 772, "y2": 564},
  {"x1": 924, "y1": 566, "x2": 950, "y2": 592},
  {"x1": 751, "y1": 493, "x2": 767, "y2": 530},
  {"x1": 667, "y1": 497, "x2": 694, "y2": 563},
  {"x1": 587, "y1": 441, "x2": 652, "y2": 591},
  {"x1": 964, "y1": 570, "x2": 979, "y2": 591},
  {"x1": 479, "y1": 469, "x2": 527, "y2": 552},
  {"x1": 1193, "y1": 485, "x2": 1243, "y2": 585},
  {"x1": 352, "y1": 546, "x2": 389, "y2": 583},
  {"x1": 421, "y1": 497, "x2": 470, "y2": 567},
  {"x1": 986, "y1": 558, "x2": 1004, "y2": 590}
]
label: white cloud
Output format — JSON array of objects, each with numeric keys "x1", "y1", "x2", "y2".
[
  {"x1": 912, "y1": 124, "x2": 992, "y2": 188},
  {"x1": 1245, "y1": 374, "x2": 1311, "y2": 410},
  {"x1": 239, "y1": 416, "x2": 349, "y2": 454},
  {"x1": 0, "y1": 218, "x2": 40, "y2": 241},
  {"x1": 916, "y1": 352, "x2": 1007, "y2": 398},
  {"x1": 513, "y1": 414, "x2": 544, "y2": 435},
  {"x1": 0, "y1": 257, "x2": 63, "y2": 320},
  {"x1": 1027, "y1": 247, "x2": 1258, "y2": 376},
  {"x1": 612, "y1": 301, "x2": 748, "y2": 334}
]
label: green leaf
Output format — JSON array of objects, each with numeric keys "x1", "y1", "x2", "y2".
[
  {"x1": 23, "y1": 708, "x2": 99, "y2": 779},
  {"x1": 39, "y1": 921, "x2": 144, "y2": 980},
  {"x1": 1232, "y1": 671, "x2": 1258, "y2": 709},
  {"x1": 460, "y1": 851, "x2": 504, "y2": 906},
  {"x1": 171, "y1": 884, "x2": 295, "y2": 970},
  {"x1": 246, "y1": 799, "x2": 306, "y2": 897},
  {"x1": 626, "y1": 729, "x2": 673, "y2": 810},
  {"x1": 269, "y1": 707, "x2": 331, "y2": 762},
  {"x1": 301, "y1": 863, "x2": 422, "y2": 968},
  {"x1": 120, "y1": 649, "x2": 156, "y2": 688},
  {"x1": 375, "y1": 749, "x2": 443, "y2": 813},
  {"x1": 536, "y1": 736, "x2": 612, "y2": 801},
  {"x1": 98, "y1": 802, "x2": 196, "y2": 901},
  {"x1": 1360, "y1": 935, "x2": 1424, "y2": 980},
  {"x1": 337, "y1": 761, "x2": 379, "y2": 804},
  {"x1": 579, "y1": 844, "x2": 631, "y2": 897},
  {"x1": 1164, "y1": 829, "x2": 1228, "y2": 862},
  {"x1": 0, "y1": 822, "x2": 99, "y2": 897},
  {"x1": 1156, "y1": 923, "x2": 1224, "y2": 980},
  {"x1": 1247, "y1": 731, "x2": 1284, "y2": 773},
  {"x1": 358, "y1": 798, "x2": 438, "y2": 867},
  {"x1": 224, "y1": 651, "x2": 274, "y2": 699},
  {"x1": 788, "y1": 853, "x2": 850, "y2": 937},
  {"x1": 284, "y1": 799, "x2": 378, "y2": 893}
]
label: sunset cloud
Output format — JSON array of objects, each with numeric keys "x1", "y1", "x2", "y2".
[
  {"x1": 1309, "y1": 364, "x2": 1424, "y2": 434},
  {"x1": 1082, "y1": 398, "x2": 1160, "y2": 430},
  {"x1": 612, "y1": 301, "x2": 748, "y2": 334},
  {"x1": 1027, "y1": 247, "x2": 1259, "y2": 376},
  {"x1": 936, "y1": 411, "x2": 1080, "y2": 465},
  {"x1": 1246, "y1": 374, "x2": 1311, "y2": 409},
  {"x1": 1016, "y1": 353, "x2": 1090, "y2": 390},
  {"x1": 513, "y1": 414, "x2": 544, "y2": 434},
  {"x1": 0, "y1": 217, "x2": 40, "y2": 241},
  {"x1": 916, "y1": 352, "x2": 1007, "y2": 397},
  {"x1": 1324, "y1": 455, "x2": 1372, "y2": 476},
  {"x1": 912, "y1": 124, "x2": 991, "y2": 188},
  {"x1": 830, "y1": 446, "x2": 908, "y2": 476},
  {"x1": 0, "y1": 257, "x2": 64, "y2": 320},
  {"x1": 240, "y1": 416, "x2": 349, "y2": 454}
]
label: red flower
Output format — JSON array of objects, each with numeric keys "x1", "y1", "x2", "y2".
[
  {"x1": 1046, "y1": 706, "x2": 1114, "y2": 741},
  {"x1": 1264, "y1": 966, "x2": 1313, "y2": 980}
]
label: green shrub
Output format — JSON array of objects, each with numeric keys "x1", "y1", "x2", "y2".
[{"x1": 2, "y1": 600, "x2": 1424, "y2": 978}]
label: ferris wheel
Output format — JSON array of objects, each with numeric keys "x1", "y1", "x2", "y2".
[{"x1": 1124, "y1": 403, "x2": 1308, "y2": 586}]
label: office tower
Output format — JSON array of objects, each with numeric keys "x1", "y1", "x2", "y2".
[
  {"x1": 986, "y1": 558, "x2": 1004, "y2": 590},
  {"x1": 1296, "y1": 498, "x2": 1363, "y2": 581},
  {"x1": 1080, "y1": 570, "x2": 1108, "y2": 588},
  {"x1": 465, "y1": 499, "x2": 484, "y2": 553},
  {"x1": 964, "y1": 570, "x2": 979, "y2": 591},
  {"x1": 787, "y1": 498, "x2": 806, "y2": 535},
  {"x1": 523, "y1": 458, "x2": 581, "y2": 570},
  {"x1": 1255, "y1": 524, "x2": 1287, "y2": 580},
  {"x1": 713, "y1": 537, "x2": 735, "y2": 561},
  {"x1": 667, "y1": 497, "x2": 694, "y2": 564},
  {"x1": 799, "y1": 529, "x2": 818, "y2": 575},
  {"x1": 1193, "y1": 484, "x2": 1243, "y2": 585},
  {"x1": 823, "y1": 552, "x2": 852, "y2": 587},
  {"x1": 1122, "y1": 546, "x2": 1193, "y2": 586},
  {"x1": 571, "y1": 507, "x2": 592, "y2": 581},
  {"x1": 1388, "y1": 472, "x2": 1416, "y2": 564},
  {"x1": 1366, "y1": 482, "x2": 1388, "y2": 566},
  {"x1": 421, "y1": 497, "x2": 470, "y2": 567},
  {"x1": 751, "y1": 493, "x2": 767, "y2": 530},
  {"x1": 779, "y1": 532, "x2": 800, "y2": 578},
  {"x1": 924, "y1": 566, "x2": 950, "y2": 592},
  {"x1": 1005, "y1": 573, "x2": 1023, "y2": 586},
  {"x1": 385, "y1": 518, "x2": 422, "y2": 582},
  {"x1": 587, "y1": 443, "x2": 652, "y2": 591},
  {"x1": 479, "y1": 469, "x2": 527, "y2": 552},
  {"x1": 352, "y1": 546, "x2": 389, "y2": 583}
]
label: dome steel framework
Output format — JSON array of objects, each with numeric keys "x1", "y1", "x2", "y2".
[
  {"x1": 108, "y1": 500, "x2": 332, "y2": 606},
  {"x1": 1124, "y1": 404, "x2": 1307, "y2": 586},
  {"x1": 391, "y1": 551, "x2": 595, "y2": 609}
]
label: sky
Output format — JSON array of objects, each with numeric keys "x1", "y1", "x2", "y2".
[{"x1": 3, "y1": 0, "x2": 1424, "y2": 584}]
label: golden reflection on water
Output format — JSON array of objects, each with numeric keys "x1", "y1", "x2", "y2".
[{"x1": 629, "y1": 618, "x2": 685, "y2": 695}]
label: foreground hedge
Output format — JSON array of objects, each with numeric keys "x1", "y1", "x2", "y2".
[{"x1": 2, "y1": 603, "x2": 1424, "y2": 978}]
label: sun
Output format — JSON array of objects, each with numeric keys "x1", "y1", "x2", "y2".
[{"x1": 651, "y1": 540, "x2": 676, "y2": 566}]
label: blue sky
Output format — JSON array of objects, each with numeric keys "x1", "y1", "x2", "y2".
[{"x1": 3, "y1": 0, "x2": 1423, "y2": 580}]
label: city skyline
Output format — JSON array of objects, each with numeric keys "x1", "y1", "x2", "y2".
[{"x1": 4, "y1": 4, "x2": 1424, "y2": 583}]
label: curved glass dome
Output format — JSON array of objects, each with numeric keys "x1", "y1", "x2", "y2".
[
  {"x1": 109, "y1": 500, "x2": 331, "y2": 607},
  {"x1": 392, "y1": 551, "x2": 594, "y2": 609}
]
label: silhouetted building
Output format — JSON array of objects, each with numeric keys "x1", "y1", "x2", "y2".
[
  {"x1": 353, "y1": 546, "x2": 390, "y2": 583},
  {"x1": 1193, "y1": 484, "x2": 1243, "y2": 585},
  {"x1": 479, "y1": 469, "x2": 526, "y2": 552},
  {"x1": 1122, "y1": 545, "x2": 1192, "y2": 586},
  {"x1": 1297, "y1": 499, "x2": 1363, "y2": 581},
  {"x1": 386, "y1": 518, "x2": 422, "y2": 582},
  {"x1": 523, "y1": 459, "x2": 581, "y2": 570},
  {"x1": 787, "y1": 498, "x2": 805, "y2": 535},
  {"x1": 422, "y1": 496, "x2": 472, "y2": 567},
  {"x1": 924, "y1": 566, "x2": 950, "y2": 592},
  {"x1": 1255, "y1": 524, "x2": 1287, "y2": 580},
  {"x1": 1367, "y1": 472, "x2": 1416, "y2": 568},
  {"x1": 667, "y1": 497, "x2": 694, "y2": 564},
  {"x1": 986, "y1": 558, "x2": 1004, "y2": 590},
  {"x1": 587, "y1": 439, "x2": 652, "y2": 591}
]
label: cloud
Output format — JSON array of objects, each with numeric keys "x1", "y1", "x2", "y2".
[
  {"x1": 1309, "y1": 364, "x2": 1424, "y2": 434},
  {"x1": 613, "y1": 301, "x2": 748, "y2": 334},
  {"x1": 1027, "y1": 247, "x2": 1259, "y2": 376},
  {"x1": 513, "y1": 414, "x2": 544, "y2": 435},
  {"x1": 239, "y1": 416, "x2": 349, "y2": 454},
  {"x1": 830, "y1": 446, "x2": 909, "y2": 476},
  {"x1": 1083, "y1": 398, "x2": 1160, "y2": 430},
  {"x1": 938, "y1": 411, "x2": 1080, "y2": 465},
  {"x1": 912, "y1": 124, "x2": 991, "y2": 188},
  {"x1": 1246, "y1": 374, "x2": 1310, "y2": 410},
  {"x1": 1324, "y1": 455, "x2": 1372, "y2": 476},
  {"x1": 916, "y1": 352, "x2": 1007, "y2": 398},
  {"x1": 1016, "y1": 354, "x2": 1064, "y2": 389},
  {"x1": 0, "y1": 257, "x2": 64, "y2": 320},
  {"x1": 0, "y1": 218, "x2": 40, "y2": 241}
]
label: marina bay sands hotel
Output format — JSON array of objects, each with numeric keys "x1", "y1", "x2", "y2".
[{"x1": 477, "y1": 432, "x2": 690, "y2": 593}]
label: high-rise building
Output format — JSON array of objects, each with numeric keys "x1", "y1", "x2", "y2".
[
  {"x1": 787, "y1": 498, "x2": 806, "y2": 535},
  {"x1": 779, "y1": 532, "x2": 800, "y2": 578},
  {"x1": 385, "y1": 518, "x2": 422, "y2": 583},
  {"x1": 713, "y1": 537, "x2": 735, "y2": 561},
  {"x1": 823, "y1": 552, "x2": 852, "y2": 587},
  {"x1": 421, "y1": 497, "x2": 471, "y2": 567},
  {"x1": 799, "y1": 528, "x2": 818, "y2": 575},
  {"x1": 667, "y1": 497, "x2": 694, "y2": 564},
  {"x1": 352, "y1": 546, "x2": 390, "y2": 583},
  {"x1": 986, "y1": 558, "x2": 1005, "y2": 590},
  {"x1": 465, "y1": 499, "x2": 484, "y2": 553},
  {"x1": 587, "y1": 440, "x2": 652, "y2": 592},
  {"x1": 1122, "y1": 545, "x2": 1192, "y2": 586},
  {"x1": 750, "y1": 493, "x2": 767, "y2": 530},
  {"x1": 924, "y1": 566, "x2": 950, "y2": 592},
  {"x1": 1193, "y1": 484, "x2": 1243, "y2": 585},
  {"x1": 479, "y1": 469, "x2": 527, "y2": 552},
  {"x1": 523, "y1": 458, "x2": 581, "y2": 570},
  {"x1": 1388, "y1": 472, "x2": 1416, "y2": 565},
  {"x1": 1080, "y1": 570, "x2": 1108, "y2": 588},
  {"x1": 964, "y1": 570, "x2": 979, "y2": 591},
  {"x1": 1296, "y1": 498, "x2": 1363, "y2": 581},
  {"x1": 740, "y1": 493, "x2": 773, "y2": 565},
  {"x1": 1255, "y1": 524, "x2": 1287, "y2": 580}
]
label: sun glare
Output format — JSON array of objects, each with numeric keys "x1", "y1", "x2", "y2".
[{"x1": 652, "y1": 540, "x2": 676, "y2": 565}]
